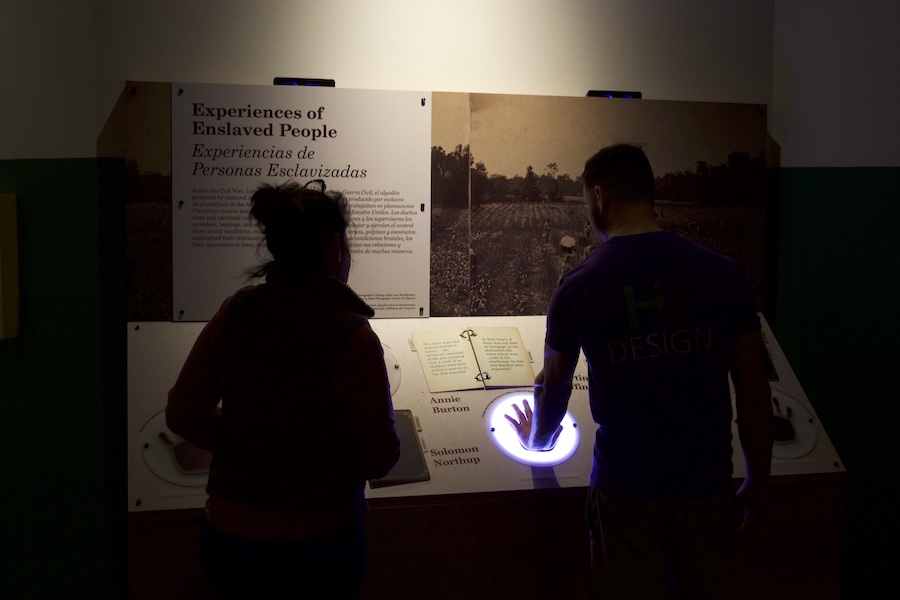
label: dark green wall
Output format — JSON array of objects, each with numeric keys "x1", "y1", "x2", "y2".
[
  {"x1": 0, "y1": 158, "x2": 125, "y2": 599},
  {"x1": 774, "y1": 167, "x2": 900, "y2": 599}
]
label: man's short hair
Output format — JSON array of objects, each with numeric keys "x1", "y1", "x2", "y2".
[{"x1": 582, "y1": 143, "x2": 655, "y2": 203}]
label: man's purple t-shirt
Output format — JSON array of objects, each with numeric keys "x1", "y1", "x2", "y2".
[{"x1": 546, "y1": 231, "x2": 760, "y2": 498}]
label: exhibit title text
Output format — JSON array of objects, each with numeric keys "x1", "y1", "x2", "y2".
[
  {"x1": 191, "y1": 103, "x2": 337, "y2": 140},
  {"x1": 187, "y1": 103, "x2": 368, "y2": 179}
]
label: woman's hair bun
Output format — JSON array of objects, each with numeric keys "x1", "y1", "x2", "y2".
[
  {"x1": 245, "y1": 181, "x2": 351, "y2": 280},
  {"x1": 249, "y1": 182, "x2": 302, "y2": 229}
]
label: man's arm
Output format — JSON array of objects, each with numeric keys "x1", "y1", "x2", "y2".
[
  {"x1": 529, "y1": 343, "x2": 580, "y2": 450},
  {"x1": 731, "y1": 329, "x2": 774, "y2": 529}
]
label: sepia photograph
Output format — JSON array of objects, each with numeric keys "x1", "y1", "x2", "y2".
[{"x1": 430, "y1": 93, "x2": 768, "y2": 317}]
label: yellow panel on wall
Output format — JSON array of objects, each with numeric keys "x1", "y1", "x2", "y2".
[{"x1": 0, "y1": 194, "x2": 20, "y2": 338}]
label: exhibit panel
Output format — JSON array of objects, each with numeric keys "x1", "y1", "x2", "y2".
[
  {"x1": 110, "y1": 82, "x2": 771, "y2": 322},
  {"x1": 170, "y1": 83, "x2": 433, "y2": 321},
  {"x1": 127, "y1": 314, "x2": 843, "y2": 512},
  {"x1": 116, "y1": 81, "x2": 845, "y2": 598}
]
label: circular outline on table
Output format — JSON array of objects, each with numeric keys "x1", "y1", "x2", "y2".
[
  {"x1": 140, "y1": 412, "x2": 209, "y2": 487},
  {"x1": 382, "y1": 343, "x2": 402, "y2": 396},
  {"x1": 770, "y1": 388, "x2": 818, "y2": 460}
]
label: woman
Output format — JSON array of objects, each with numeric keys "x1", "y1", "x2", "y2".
[{"x1": 166, "y1": 180, "x2": 401, "y2": 599}]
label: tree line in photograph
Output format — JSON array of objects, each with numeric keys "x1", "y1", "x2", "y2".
[{"x1": 432, "y1": 144, "x2": 767, "y2": 207}]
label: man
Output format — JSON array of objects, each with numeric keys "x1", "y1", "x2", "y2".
[{"x1": 506, "y1": 144, "x2": 773, "y2": 599}]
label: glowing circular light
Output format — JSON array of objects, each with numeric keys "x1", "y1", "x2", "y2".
[{"x1": 487, "y1": 391, "x2": 580, "y2": 466}]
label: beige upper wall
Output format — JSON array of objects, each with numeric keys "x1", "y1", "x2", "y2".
[
  {"x1": 1, "y1": 0, "x2": 773, "y2": 160},
  {"x1": 2, "y1": 0, "x2": 897, "y2": 167},
  {"x1": 0, "y1": 0, "x2": 96, "y2": 162},
  {"x1": 772, "y1": 1, "x2": 900, "y2": 167}
]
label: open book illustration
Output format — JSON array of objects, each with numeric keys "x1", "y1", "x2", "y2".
[{"x1": 410, "y1": 326, "x2": 535, "y2": 393}]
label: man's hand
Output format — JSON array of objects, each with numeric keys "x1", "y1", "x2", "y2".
[
  {"x1": 735, "y1": 477, "x2": 768, "y2": 532},
  {"x1": 504, "y1": 399, "x2": 563, "y2": 452}
]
